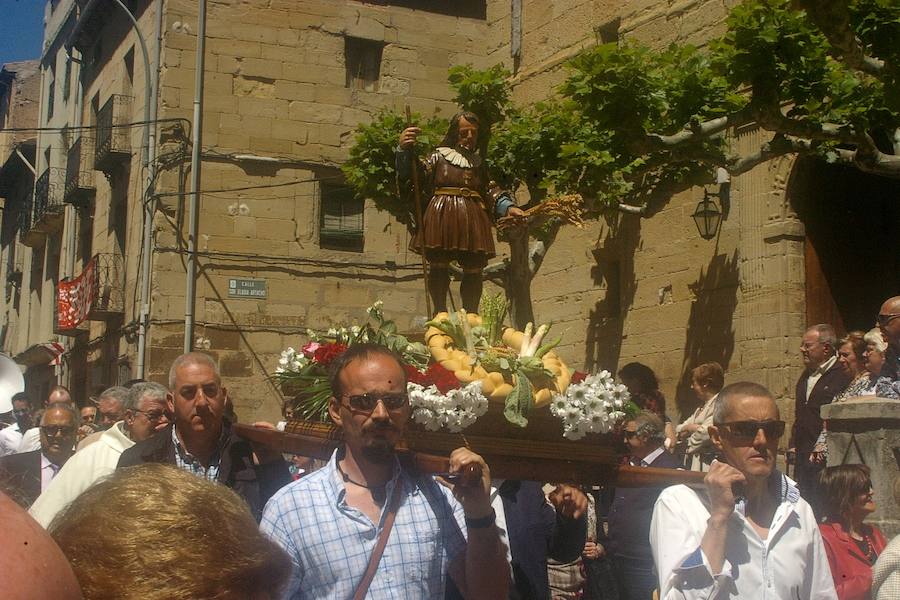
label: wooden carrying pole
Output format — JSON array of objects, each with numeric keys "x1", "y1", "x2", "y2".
[
  {"x1": 404, "y1": 105, "x2": 432, "y2": 318},
  {"x1": 234, "y1": 423, "x2": 706, "y2": 489}
]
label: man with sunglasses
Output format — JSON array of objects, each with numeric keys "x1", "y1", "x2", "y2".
[
  {"x1": 651, "y1": 382, "x2": 837, "y2": 599},
  {"x1": 875, "y1": 295, "x2": 900, "y2": 400},
  {"x1": 0, "y1": 393, "x2": 34, "y2": 457},
  {"x1": 117, "y1": 352, "x2": 291, "y2": 520},
  {"x1": 261, "y1": 343, "x2": 509, "y2": 600},
  {"x1": 30, "y1": 382, "x2": 172, "y2": 527},
  {"x1": 0, "y1": 402, "x2": 77, "y2": 508},
  {"x1": 790, "y1": 323, "x2": 850, "y2": 510}
]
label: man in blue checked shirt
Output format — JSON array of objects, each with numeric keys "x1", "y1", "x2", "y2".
[{"x1": 261, "y1": 343, "x2": 509, "y2": 599}]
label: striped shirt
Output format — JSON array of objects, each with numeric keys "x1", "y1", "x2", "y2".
[
  {"x1": 261, "y1": 449, "x2": 467, "y2": 599},
  {"x1": 171, "y1": 425, "x2": 223, "y2": 482}
]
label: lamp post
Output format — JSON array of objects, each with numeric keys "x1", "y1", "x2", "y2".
[{"x1": 691, "y1": 190, "x2": 723, "y2": 240}]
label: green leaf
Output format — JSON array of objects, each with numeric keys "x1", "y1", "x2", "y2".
[{"x1": 503, "y1": 370, "x2": 534, "y2": 428}]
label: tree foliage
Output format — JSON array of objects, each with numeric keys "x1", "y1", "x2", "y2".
[{"x1": 344, "y1": 0, "x2": 900, "y2": 226}]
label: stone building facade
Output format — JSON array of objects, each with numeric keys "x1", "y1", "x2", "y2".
[{"x1": 2, "y1": 0, "x2": 895, "y2": 425}]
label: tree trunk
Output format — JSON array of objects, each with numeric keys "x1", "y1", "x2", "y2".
[{"x1": 505, "y1": 228, "x2": 535, "y2": 329}]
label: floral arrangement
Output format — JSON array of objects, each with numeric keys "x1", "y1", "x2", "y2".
[
  {"x1": 406, "y1": 363, "x2": 489, "y2": 432},
  {"x1": 275, "y1": 297, "x2": 636, "y2": 439},
  {"x1": 549, "y1": 370, "x2": 636, "y2": 440},
  {"x1": 275, "y1": 302, "x2": 429, "y2": 420}
]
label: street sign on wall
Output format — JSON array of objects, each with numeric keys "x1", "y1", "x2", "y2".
[{"x1": 228, "y1": 278, "x2": 267, "y2": 299}]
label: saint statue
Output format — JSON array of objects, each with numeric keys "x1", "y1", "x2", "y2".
[{"x1": 397, "y1": 112, "x2": 525, "y2": 314}]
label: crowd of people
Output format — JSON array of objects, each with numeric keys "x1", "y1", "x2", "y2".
[{"x1": 0, "y1": 294, "x2": 899, "y2": 599}]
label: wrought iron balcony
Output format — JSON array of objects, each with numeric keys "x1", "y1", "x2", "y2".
[
  {"x1": 94, "y1": 95, "x2": 133, "y2": 176},
  {"x1": 32, "y1": 167, "x2": 66, "y2": 234},
  {"x1": 88, "y1": 253, "x2": 124, "y2": 320},
  {"x1": 54, "y1": 253, "x2": 125, "y2": 334},
  {"x1": 64, "y1": 135, "x2": 96, "y2": 206}
]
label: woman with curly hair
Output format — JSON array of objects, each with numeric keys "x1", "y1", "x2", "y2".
[
  {"x1": 818, "y1": 464, "x2": 887, "y2": 600},
  {"x1": 50, "y1": 463, "x2": 291, "y2": 599}
]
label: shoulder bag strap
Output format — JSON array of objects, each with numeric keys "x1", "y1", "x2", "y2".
[{"x1": 352, "y1": 480, "x2": 403, "y2": 600}]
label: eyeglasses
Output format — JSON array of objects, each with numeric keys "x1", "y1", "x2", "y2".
[
  {"x1": 341, "y1": 392, "x2": 409, "y2": 413},
  {"x1": 877, "y1": 313, "x2": 900, "y2": 327},
  {"x1": 623, "y1": 430, "x2": 638, "y2": 439},
  {"x1": 178, "y1": 383, "x2": 221, "y2": 400},
  {"x1": 133, "y1": 409, "x2": 167, "y2": 424},
  {"x1": 720, "y1": 420, "x2": 785, "y2": 440},
  {"x1": 41, "y1": 425, "x2": 76, "y2": 437}
]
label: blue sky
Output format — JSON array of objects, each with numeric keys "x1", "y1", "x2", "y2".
[{"x1": 0, "y1": 0, "x2": 45, "y2": 65}]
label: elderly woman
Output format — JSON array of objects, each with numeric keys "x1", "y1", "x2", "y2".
[
  {"x1": 813, "y1": 332, "x2": 873, "y2": 463},
  {"x1": 835, "y1": 331, "x2": 873, "y2": 401},
  {"x1": 675, "y1": 362, "x2": 724, "y2": 471},
  {"x1": 819, "y1": 464, "x2": 887, "y2": 600},
  {"x1": 863, "y1": 327, "x2": 888, "y2": 393}
]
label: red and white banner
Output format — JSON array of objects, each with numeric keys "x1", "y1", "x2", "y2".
[{"x1": 57, "y1": 256, "x2": 97, "y2": 329}]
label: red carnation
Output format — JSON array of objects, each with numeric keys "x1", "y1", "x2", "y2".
[
  {"x1": 571, "y1": 371, "x2": 588, "y2": 384},
  {"x1": 312, "y1": 343, "x2": 347, "y2": 366},
  {"x1": 425, "y1": 363, "x2": 461, "y2": 394},
  {"x1": 404, "y1": 363, "x2": 428, "y2": 386}
]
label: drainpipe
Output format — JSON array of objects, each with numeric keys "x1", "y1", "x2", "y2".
[
  {"x1": 136, "y1": 0, "x2": 164, "y2": 378},
  {"x1": 184, "y1": 0, "x2": 207, "y2": 353}
]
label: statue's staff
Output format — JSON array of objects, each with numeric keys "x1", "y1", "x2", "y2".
[{"x1": 405, "y1": 105, "x2": 432, "y2": 318}]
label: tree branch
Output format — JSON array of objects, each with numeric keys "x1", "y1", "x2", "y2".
[
  {"x1": 794, "y1": 0, "x2": 885, "y2": 76},
  {"x1": 635, "y1": 108, "x2": 754, "y2": 151}
]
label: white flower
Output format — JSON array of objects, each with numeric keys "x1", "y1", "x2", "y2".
[{"x1": 551, "y1": 370, "x2": 631, "y2": 439}]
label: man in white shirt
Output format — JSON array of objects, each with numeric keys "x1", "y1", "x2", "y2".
[
  {"x1": 650, "y1": 381, "x2": 837, "y2": 600},
  {"x1": 30, "y1": 382, "x2": 169, "y2": 527},
  {"x1": 0, "y1": 393, "x2": 33, "y2": 456}
]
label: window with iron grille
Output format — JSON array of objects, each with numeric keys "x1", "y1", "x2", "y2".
[
  {"x1": 345, "y1": 37, "x2": 384, "y2": 92},
  {"x1": 319, "y1": 183, "x2": 364, "y2": 252},
  {"x1": 46, "y1": 66, "x2": 55, "y2": 120},
  {"x1": 62, "y1": 56, "x2": 72, "y2": 101}
]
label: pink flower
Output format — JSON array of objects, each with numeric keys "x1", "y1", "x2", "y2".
[{"x1": 301, "y1": 342, "x2": 321, "y2": 358}]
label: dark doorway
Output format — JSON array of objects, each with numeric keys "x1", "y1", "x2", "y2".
[{"x1": 790, "y1": 157, "x2": 900, "y2": 334}]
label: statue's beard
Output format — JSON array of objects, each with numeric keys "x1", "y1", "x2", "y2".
[{"x1": 456, "y1": 142, "x2": 477, "y2": 155}]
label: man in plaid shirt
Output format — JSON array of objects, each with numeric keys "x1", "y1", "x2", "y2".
[{"x1": 261, "y1": 344, "x2": 509, "y2": 599}]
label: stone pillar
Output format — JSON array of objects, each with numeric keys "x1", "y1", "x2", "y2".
[{"x1": 823, "y1": 397, "x2": 900, "y2": 538}]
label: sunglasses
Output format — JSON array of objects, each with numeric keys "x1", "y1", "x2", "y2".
[
  {"x1": 178, "y1": 383, "x2": 221, "y2": 400},
  {"x1": 341, "y1": 392, "x2": 409, "y2": 413},
  {"x1": 877, "y1": 313, "x2": 900, "y2": 327},
  {"x1": 720, "y1": 420, "x2": 785, "y2": 440},
  {"x1": 623, "y1": 430, "x2": 638, "y2": 439},
  {"x1": 41, "y1": 425, "x2": 76, "y2": 437}
]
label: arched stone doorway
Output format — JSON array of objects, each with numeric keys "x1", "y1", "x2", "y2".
[{"x1": 789, "y1": 157, "x2": 900, "y2": 333}]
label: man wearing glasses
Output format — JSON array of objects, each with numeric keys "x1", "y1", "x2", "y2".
[
  {"x1": 29, "y1": 382, "x2": 171, "y2": 527},
  {"x1": 117, "y1": 352, "x2": 291, "y2": 520},
  {"x1": 0, "y1": 402, "x2": 77, "y2": 508},
  {"x1": 261, "y1": 343, "x2": 509, "y2": 600},
  {"x1": 875, "y1": 295, "x2": 900, "y2": 399},
  {"x1": 650, "y1": 382, "x2": 837, "y2": 599}
]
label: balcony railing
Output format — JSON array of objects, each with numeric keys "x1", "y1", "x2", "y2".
[
  {"x1": 94, "y1": 95, "x2": 133, "y2": 175},
  {"x1": 32, "y1": 167, "x2": 66, "y2": 233},
  {"x1": 88, "y1": 253, "x2": 125, "y2": 320},
  {"x1": 55, "y1": 253, "x2": 125, "y2": 334},
  {"x1": 64, "y1": 135, "x2": 96, "y2": 206}
]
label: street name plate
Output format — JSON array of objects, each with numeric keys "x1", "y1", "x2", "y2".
[{"x1": 228, "y1": 278, "x2": 267, "y2": 299}]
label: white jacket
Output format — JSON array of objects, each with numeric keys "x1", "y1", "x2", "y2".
[{"x1": 29, "y1": 421, "x2": 134, "y2": 528}]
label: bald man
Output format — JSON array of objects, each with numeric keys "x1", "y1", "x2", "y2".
[
  {"x1": 0, "y1": 491, "x2": 82, "y2": 599},
  {"x1": 875, "y1": 296, "x2": 900, "y2": 399}
]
